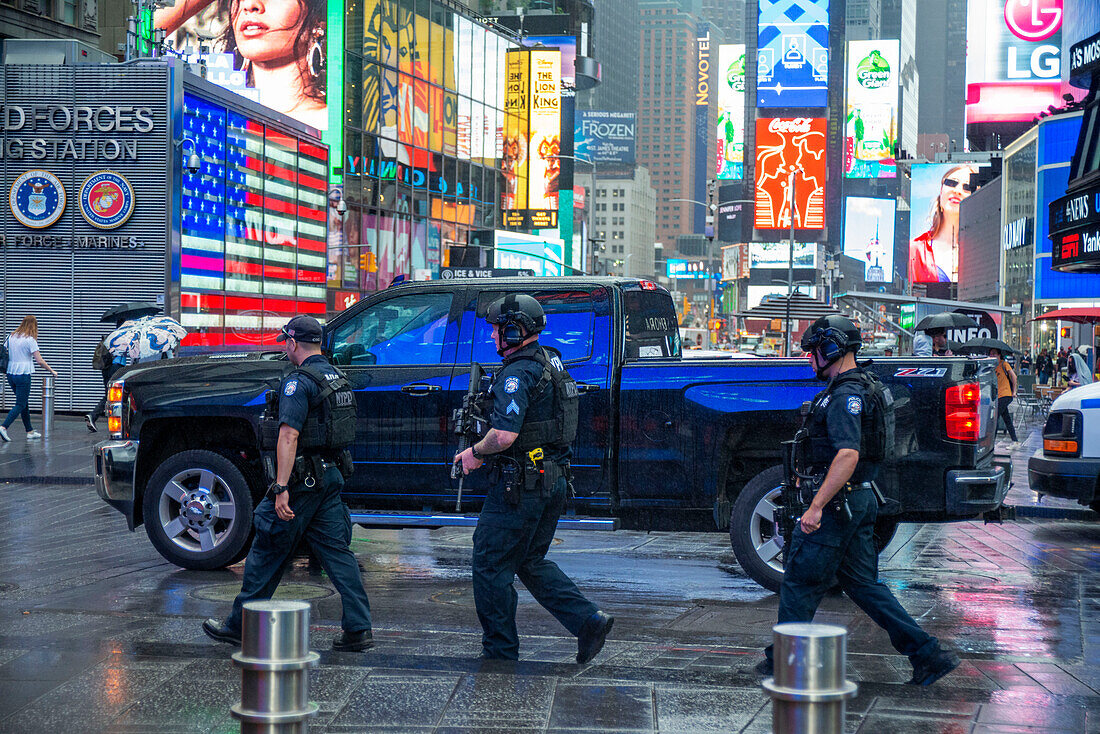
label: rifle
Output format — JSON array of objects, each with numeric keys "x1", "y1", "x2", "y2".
[{"x1": 451, "y1": 361, "x2": 488, "y2": 511}]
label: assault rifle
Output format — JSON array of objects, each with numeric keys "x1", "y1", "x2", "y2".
[
  {"x1": 451, "y1": 362, "x2": 489, "y2": 511},
  {"x1": 777, "y1": 437, "x2": 814, "y2": 559}
]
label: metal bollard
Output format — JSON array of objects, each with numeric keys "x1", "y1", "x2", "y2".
[
  {"x1": 41, "y1": 374, "x2": 54, "y2": 437},
  {"x1": 762, "y1": 623, "x2": 858, "y2": 734},
  {"x1": 231, "y1": 600, "x2": 320, "y2": 734}
]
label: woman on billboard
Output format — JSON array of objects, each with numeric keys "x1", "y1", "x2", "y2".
[
  {"x1": 908, "y1": 164, "x2": 978, "y2": 283},
  {"x1": 155, "y1": 0, "x2": 327, "y2": 129}
]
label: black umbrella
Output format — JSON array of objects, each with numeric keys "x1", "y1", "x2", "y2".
[
  {"x1": 957, "y1": 337, "x2": 1018, "y2": 356},
  {"x1": 100, "y1": 302, "x2": 160, "y2": 323},
  {"x1": 915, "y1": 312, "x2": 979, "y2": 332}
]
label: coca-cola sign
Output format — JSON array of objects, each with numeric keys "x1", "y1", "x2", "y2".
[{"x1": 754, "y1": 117, "x2": 827, "y2": 231}]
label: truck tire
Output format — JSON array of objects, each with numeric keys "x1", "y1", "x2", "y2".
[
  {"x1": 730, "y1": 465, "x2": 786, "y2": 593},
  {"x1": 729, "y1": 465, "x2": 898, "y2": 592},
  {"x1": 143, "y1": 450, "x2": 254, "y2": 570}
]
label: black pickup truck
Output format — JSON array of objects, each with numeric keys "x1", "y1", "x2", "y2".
[{"x1": 94, "y1": 277, "x2": 1010, "y2": 590}]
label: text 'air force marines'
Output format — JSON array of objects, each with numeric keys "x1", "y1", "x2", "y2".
[
  {"x1": 203, "y1": 315, "x2": 373, "y2": 652},
  {"x1": 454, "y1": 294, "x2": 614, "y2": 662},
  {"x1": 757, "y1": 315, "x2": 960, "y2": 687}
]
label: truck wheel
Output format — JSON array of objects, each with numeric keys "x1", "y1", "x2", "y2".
[
  {"x1": 143, "y1": 450, "x2": 254, "y2": 570},
  {"x1": 730, "y1": 465, "x2": 786, "y2": 593}
]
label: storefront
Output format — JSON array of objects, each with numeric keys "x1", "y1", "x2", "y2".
[{"x1": 0, "y1": 57, "x2": 326, "y2": 411}]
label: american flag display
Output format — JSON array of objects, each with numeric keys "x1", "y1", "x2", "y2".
[{"x1": 181, "y1": 93, "x2": 327, "y2": 346}]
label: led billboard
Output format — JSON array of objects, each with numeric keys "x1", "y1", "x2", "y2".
[
  {"x1": 575, "y1": 111, "x2": 636, "y2": 165},
  {"x1": 667, "y1": 259, "x2": 716, "y2": 279},
  {"x1": 843, "y1": 197, "x2": 896, "y2": 282},
  {"x1": 908, "y1": 163, "x2": 985, "y2": 283},
  {"x1": 494, "y1": 231, "x2": 565, "y2": 276},
  {"x1": 845, "y1": 40, "x2": 898, "y2": 179},
  {"x1": 754, "y1": 118, "x2": 827, "y2": 230},
  {"x1": 966, "y1": 0, "x2": 1067, "y2": 123},
  {"x1": 502, "y1": 48, "x2": 561, "y2": 230},
  {"x1": 749, "y1": 242, "x2": 818, "y2": 269},
  {"x1": 156, "y1": 0, "x2": 340, "y2": 169},
  {"x1": 757, "y1": 0, "x2": 830, "y2": 107},
  {"x1": 717, "y1": 44, "x2": 746, "y2": 180}
]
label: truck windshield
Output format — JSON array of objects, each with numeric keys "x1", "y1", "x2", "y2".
[{"x1": 623, "y1": 289, "x2": 681, "y2": 359}]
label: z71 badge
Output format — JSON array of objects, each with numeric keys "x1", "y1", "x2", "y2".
[{"x1": 893, "y1": 367, "x2": 948, "y2": 378}]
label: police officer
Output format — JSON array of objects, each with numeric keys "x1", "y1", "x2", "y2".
[
  {"x1": 203, "y1": 315, "x2": 373, "y2": 652},
  {"x1": 755, "y1": 315, "x2": 959, "y2": 686},
  {"x1": 454, "y1": 294, "x2": 613, "y2": 662}
]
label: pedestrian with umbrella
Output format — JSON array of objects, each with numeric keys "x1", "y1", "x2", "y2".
[
  {"x1": 914, "y1": 312, "x2": 979, "y2": 357},
  {"x1": 104, "y1": 314, "x2": 187, "y2": 370},
  {"x1": 85, "y1": 303, "x2": 162, "y2": 432},
  {"x1": 959, "y1": 337, "x2": 1018, "y2": 447}
]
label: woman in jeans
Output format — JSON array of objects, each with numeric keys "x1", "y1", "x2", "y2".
[{"x1": 2, "y1": 315, "x2": 59, "y2": 441}]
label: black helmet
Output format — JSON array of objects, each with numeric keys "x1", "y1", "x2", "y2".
[
  {"x1": 800, "y1": 314, "x2": 862, "y2": 365},
  {"x1": 486, "y1": 294, "x2": 546, "y2": 346}
]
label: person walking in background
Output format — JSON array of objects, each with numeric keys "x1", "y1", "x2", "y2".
[
  {"x1": 1068, "y1": 346, "x2": 1094, "y2": 389},
  {"x1": 1019, "y1": 352, "x2": 1032, "y2": 375},
  {"x1": 1, "y1": 316, "x2": 58, "y2": 442},
  {"x1": 1056, "y1": 348, "x2": 1068, "y2": 386},
  {"x1": 992, "y1": 348, "x2": 1018, "y2": 449},
  {"x1": 84, "y1": 335, "x2": 121, "y2": 433},
  {"x1": 1036, "y1": 349, "x2": 1053, "y2": 386}
]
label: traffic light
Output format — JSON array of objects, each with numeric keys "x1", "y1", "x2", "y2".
[
  {"x1": 359, "y1": 251, "x2": 377, "y2": 272},
  {"x1": 1061, "y1": 327, "x2": 1071, "y2": 338}
]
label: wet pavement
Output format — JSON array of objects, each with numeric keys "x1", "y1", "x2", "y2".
[{"x1": 0, "y1": 414, "x2": 1097, "y2": 732}]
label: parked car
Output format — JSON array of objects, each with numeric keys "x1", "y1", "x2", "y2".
[{"x1": 1028, "y1": 380, "x2": 1100, "y2": 515}]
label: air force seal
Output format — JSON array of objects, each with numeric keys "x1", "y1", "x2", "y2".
[
  {"x1": 79, "y1": 171, "x2": 135, "y2": 229},
  {"x1": 10, "y1": 170, "x2": 65, "y2": 229}
]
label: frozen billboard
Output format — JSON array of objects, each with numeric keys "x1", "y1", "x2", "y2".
[
  {"x1": 575, "y1": 111, "x2": 636, "y2": 165},
  {"x1": 845, "y1": 40, "x2": 898, "y2": 178},
  {"x1": 908, "y1": 163, "x2": 985, "y2": 283},
  {"x1": 843, "y1": 197, "x2": 896, "y2": 282}
]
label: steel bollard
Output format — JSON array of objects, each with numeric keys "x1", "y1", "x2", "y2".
[
  {"x1": 762, "y1": 623, "x2": 858, "y2": 734},
  {"x1": 41, "y1": 374, "x2": 54, "y2": 437},
  {"x1": 231, "y1": 600, "x2": 320, "y2": 734}
]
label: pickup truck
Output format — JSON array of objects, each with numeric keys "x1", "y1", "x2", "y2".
[
  {"x1": 94, "y1": 277, "x2": 1010, "y2": 591},
  {"x1": 1028, "y1": 381, "x2": 1100, "y2": 515}
]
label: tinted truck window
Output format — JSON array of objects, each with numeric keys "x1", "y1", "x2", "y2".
[
  {"x1": 473, "y1": 290, "x2": 596, "y2": 364},
  {"x1": 624, "y1": 289, "x2": 681, "y2": 359}
]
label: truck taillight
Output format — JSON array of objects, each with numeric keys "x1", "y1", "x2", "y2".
[
  {"x1": 945, "y1": 382, "x2": 981, "y2": 441},
  {"x1": 107, "y1": 379, "x2": 125, "y2": 438}
]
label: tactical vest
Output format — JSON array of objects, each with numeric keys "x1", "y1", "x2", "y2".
[
  {"x1": 506, "y1": 346, "x2": 579, "y2": 454},
  {"x1": 262, "y1": 364, "x2": 357, "y2": 453},
  {"x1": 800, "y1": 367, "x2": 895, "y2": 468}
]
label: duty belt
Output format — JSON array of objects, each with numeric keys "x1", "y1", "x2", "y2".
[{"x1": 844, "y1": 481, "x2": 874, "y2": 492}]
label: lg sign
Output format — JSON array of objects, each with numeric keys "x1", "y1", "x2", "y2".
[{"x1": 1004, "y1": 0, "x2": 1062, "y2": 43}]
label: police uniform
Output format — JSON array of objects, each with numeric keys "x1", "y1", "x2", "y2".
[
  {"x1": 221, "y1": 353, "x2": 372, "y2": 640},
  {"x1": 471, "y1": 341, "x2": 602, "y2": 660},
  {"x1": 767, "y1": 366, "x2": 953, "y2": 682}
]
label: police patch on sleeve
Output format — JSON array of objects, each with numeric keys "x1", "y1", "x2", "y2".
[
  {"x1": 846, "y1": 395, "x2": 862, "y2": 415},
  {"x1": 504, "y1": 376, "x2": 520, "y2": 394},
  {"x1": 284, "y1": 380, "x2": 298, "y2": 396}
]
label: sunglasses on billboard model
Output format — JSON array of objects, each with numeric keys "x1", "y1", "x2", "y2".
[{"x1": 943, "y1": 177, "x2": 977, "y2": 193}]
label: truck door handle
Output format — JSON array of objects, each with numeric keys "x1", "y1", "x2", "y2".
[
  {"x1": 400, "y1": 383, "x2": 442, "y2": 396},
  {"x1": 577, "y1": 383, "x2": 601, "y2": 393}
]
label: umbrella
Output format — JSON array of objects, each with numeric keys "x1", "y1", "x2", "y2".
[
  {"x1": 100, "y1": 302, "x2": 161, "y2": 323},
  {"x1": 1029, "y1": 307, "x2": 1100, "y2": 325},
  {"x1": 105, "y1": 315, "x2": 187, "y2": 363},
  {"x1": 956, "y1": 337, "x2": 1018, "y2": 356},
  {"x1": 915, "y1": 312, "x2": 979, "y2": 332}
]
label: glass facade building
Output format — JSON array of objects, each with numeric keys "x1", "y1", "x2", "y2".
[{"x1": 334, "y1": 0, "x2": 521, "y2": 301}]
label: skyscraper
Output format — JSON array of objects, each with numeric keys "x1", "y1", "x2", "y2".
[
  {"x1": 582, "y1": 0, "x2": 641, "y2": 113},
  {"x1": 638, "y1": 1, "x2": 718, "y2": 247},
  {"x1": 916, "y1": 0, "x2": 966, "y2": 144}
]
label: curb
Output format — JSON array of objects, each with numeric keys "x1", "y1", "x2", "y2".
[{"x1": 1, "y1": 476, "x2": 94, "y2": 486}]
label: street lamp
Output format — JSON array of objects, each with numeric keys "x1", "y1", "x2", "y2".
[{"x1": 548, "y1": 153, "x2": 598, "y2": 274}]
